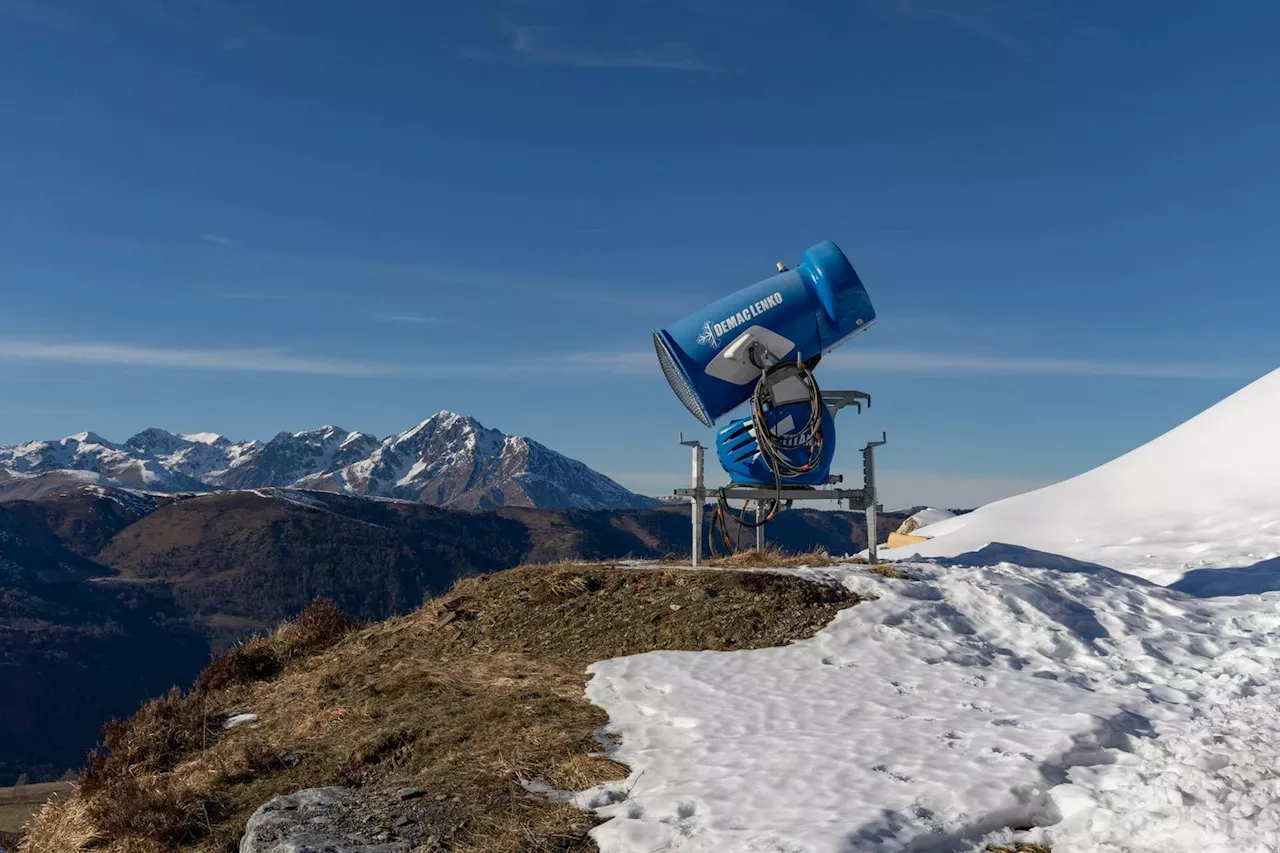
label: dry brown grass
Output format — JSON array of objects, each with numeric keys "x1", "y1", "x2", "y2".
[
  {"x1": 193, "y1": 598, "x2": 356, "y2": 694},
  {"x1": 988, "y1": 844, "x2": 1052, "y2": 853},
  {"x1": 17, "y1": 796, "x2": 101, "y2": 852},
  {"x1": 0, "y1": 782, "x2": 73, "y2": 835},
  {"x1": 701, "y1": 546, "x2": 838, "y2": 568},
  {"x1": 868, "y1": 563, "x2": 908, "y2": 579},
  {"x1": 23, "y1": 565, "x2": 859, "y2": 853}
]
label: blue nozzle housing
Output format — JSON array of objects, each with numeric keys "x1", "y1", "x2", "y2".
[{"x1": 653, "y1": 240, "x2": 875, "y2": 426}]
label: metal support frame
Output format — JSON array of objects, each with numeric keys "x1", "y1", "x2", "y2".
[
  {"x1": 679, "y1": 434, "x2": 706, "y2": 567},
  {"x1": 822, "y1": 390, "x2": 871, "y2": 415},
  {"x1": 675, "y1": 422, "x2": 887, "y2": 566},
  {"x1": 862, "y1": 432, "x2": 887, "y2": 565}
]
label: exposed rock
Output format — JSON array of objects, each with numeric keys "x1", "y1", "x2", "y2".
[{"x1": 240, "y1": 785, "x2": 451, "y2": 853}]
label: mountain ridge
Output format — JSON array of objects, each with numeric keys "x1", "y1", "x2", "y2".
[{"x1": 0, "y1": 412, "x2": 654, "y2": 511}]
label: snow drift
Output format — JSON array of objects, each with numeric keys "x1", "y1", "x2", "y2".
[{"x1": 904, "y1": 367, "x2": 1280, "y2": 584}]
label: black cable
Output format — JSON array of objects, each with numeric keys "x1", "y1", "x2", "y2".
[
  {"x1": 751, "y1": 357, "x2": 825, "y2": 478},
  {"x1": 712, "y1": 354, "x2": 826, "y2": 556}
]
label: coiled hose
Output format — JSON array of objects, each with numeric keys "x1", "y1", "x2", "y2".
[{"x1": 709, "y1": 357, "x2": 826, "y2": 556}]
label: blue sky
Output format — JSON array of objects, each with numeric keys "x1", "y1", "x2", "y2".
[{"x1": 1, "y1": 0, "x2": 1277, "y2": 508}]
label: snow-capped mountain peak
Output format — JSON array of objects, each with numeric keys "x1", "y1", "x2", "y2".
[
  {"x1": 64, "y1": 431, "x2": 113, "y2": 447},
  {"x1": 181, "y1": 432, "x2": 228, "y2": 446},
  {"x1": 391, "y1": 411, "x2": 483, "y2": 444},
  {"x1": 125, "y1": 428, "x2": 191, "y2": 456},
  {"x1": 299, "y1": 413, "x2": 654, "y2": 510},
  {"x1": 339, "y1": 431, "x2": 372, "y2": 449},
  {"x1": 295, "y1": 425, "x2": 346, "y2": 441}
]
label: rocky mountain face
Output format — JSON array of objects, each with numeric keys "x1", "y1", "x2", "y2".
[
  {"x1": 208, "y1": 427, "x2": 380, "y2": 490},
  {"x1": 0, "y1": 430, "x2": 257, "y2": 492},
  {"x1": 295, "y1": 413, "x2": 651, "y2": 510},
  {"x1": 0, "y1": 414, "x2": 654, "y2": 511}
]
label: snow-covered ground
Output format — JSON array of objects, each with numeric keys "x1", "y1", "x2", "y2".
[
  {"x1": 581, "y1": 368, "x2": 1280, "y2": 852},
  {"x1": 903, "y1": 368, "x2": 1280, "y2": 587}
]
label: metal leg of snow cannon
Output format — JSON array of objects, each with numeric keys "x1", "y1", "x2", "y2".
[
  {"x1": 862, "y1": 432, "x2": 887, "y2": 564},
  {"x1": 680, "y1": 434, "x2": 706, "y2": 567},
  {"x1": 673, "y1": 431, "x2": 886, "y2": 563},
  {"x1": 756, "y1": 504, "x2": 765, "y2": 551}
]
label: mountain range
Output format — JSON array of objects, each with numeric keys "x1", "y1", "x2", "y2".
[{"x1": 0, "y1": 412, "x2": 654, "y2": 511}]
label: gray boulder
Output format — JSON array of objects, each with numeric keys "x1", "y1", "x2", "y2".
[{"x1": 240, "y1": 786, "x2": 435, "y2": 853}]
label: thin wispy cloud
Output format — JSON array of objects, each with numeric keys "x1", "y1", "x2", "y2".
[
  {"x1": 0, "y1": 338, "x2": 657, "y2": 380},
  {"x1": 555, "y1": 348, "x2": 1266, "y2": 381},
  {"x1": 549, "y1": 352, "x2": 656, "y2": 375},
  {"x1": 505, "y1": 25, "x2": 717, "y2": 71},
  {"x1": 332, "y1": 255, "x2": 690, "y2": 314},
  {"x1": 199, "y1": 233, "x2": 237, "y2": 247},
  {"x1": 372, "y1": 314, "x2": 444, "y2": 326},
  {"x1": 0, "y1": 335, "x2": 1260, "y2": 384},
  {"x1": 0, "y1": 340, "x2": 398, "y2": 377},
  {"x1": 823, "y1": 349, "x2": 1261, "y2": 380},
  {"x1": 882, "y1": 0, "x2": 1030, "y2": 54},
  {"x1": 68, "y1": 234, "x2": 689, "y2": 314},
  {"x1": 220, "y1": 292, "x2": 286, "y2": 301},
  {"x1": 1, "y1": 407, "x2": 85, "y2": 417}
]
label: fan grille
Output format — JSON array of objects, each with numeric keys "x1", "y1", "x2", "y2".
[{"x1": 653, "y1": 332, "x2": 713, "y2": 427}]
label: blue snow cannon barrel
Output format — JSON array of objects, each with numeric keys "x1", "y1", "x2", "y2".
[{"x1": 653, "y1": 240, "x2": 876, "y2": 426}]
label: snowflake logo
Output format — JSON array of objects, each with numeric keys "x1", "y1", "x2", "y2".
[{"x1": 697, "y1": 320, "x2": 720, "y2": 350}]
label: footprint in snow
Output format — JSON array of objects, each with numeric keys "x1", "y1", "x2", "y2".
[
  {"x1": 872, "y1": 764, "x2": 913, "y2": 783},
  {"x1": 586, "y1": 789, "x2": 628, "y2": 808}
]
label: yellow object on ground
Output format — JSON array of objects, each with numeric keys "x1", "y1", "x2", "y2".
[{"x1": 886, "y1": 532, "x2": 930, "y2": 550}]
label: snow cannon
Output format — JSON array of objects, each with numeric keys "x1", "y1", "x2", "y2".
[
  {"x1": 653, "y1": 240, "x2": 876, "y2": 490},
  {"x1": 653, "y1": 240, "x2": 875, "y2": 427}
]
